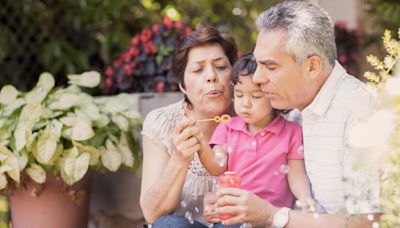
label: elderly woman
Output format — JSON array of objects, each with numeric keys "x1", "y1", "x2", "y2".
[{"x1": 140, "y1": 26, "x2": 237, "y2": 227}]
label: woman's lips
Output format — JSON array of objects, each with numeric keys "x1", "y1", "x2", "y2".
[{"x1": 205, "y1": 90, "x2": 223, "y2": 97}]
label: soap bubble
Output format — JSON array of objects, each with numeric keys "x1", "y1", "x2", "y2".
[
  {"x1": 279, "y1": 165, "x2": 290, "y2": 174},
  {"x1": 185, "y1": 211, "x2": 194, "y2": 224}
]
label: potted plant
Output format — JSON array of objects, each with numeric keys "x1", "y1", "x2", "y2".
[
  {"x1": 103, "y1": 16, "x2": 192, "y2": 94},
  {"x1": 0, "y1": 71, "x2": 142, "y2": 228}
]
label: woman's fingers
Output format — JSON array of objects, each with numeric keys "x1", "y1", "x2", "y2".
[
  {"x1": 203, "y1": 192, "x2": 221, "y2": 223},
  {"x1": 174, "y1": 118, "x2": 196, "y2": 135}
]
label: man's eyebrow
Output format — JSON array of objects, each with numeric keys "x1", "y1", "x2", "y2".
[{"x1": 258, "y1": 59, "x2": 278, "y2": 65}]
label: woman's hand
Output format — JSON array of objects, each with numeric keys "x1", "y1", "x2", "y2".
[
  {"x1": 203, "y1": 192, "x2": 221, "y2": 224},
  {"x1": 215, "y1": 188, "x2": 277, "y2": 227},
  {"x1": 172, "y1": 118, "x2": 201, "y2": 163}
]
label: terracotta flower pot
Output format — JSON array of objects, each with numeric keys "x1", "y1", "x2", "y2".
[{"x1": 9, "y1": 173, "x2": 92, "y2": 228}]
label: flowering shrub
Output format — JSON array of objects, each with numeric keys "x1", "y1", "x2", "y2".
[
  {"x1": 364, "y1": 29, "x2": 400, "y2": 228},
  {"x1": 334, "y1": 21, "x2": 363, "y2": 76},
  {"x1": 348, "y1": 29, "x2": 399, "y2": 227},
  {"x1": 103, "y1": 16, "x2": 192, "y2": 94}
]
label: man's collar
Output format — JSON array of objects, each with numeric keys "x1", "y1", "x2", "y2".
[{"x1": 302, "y1": 61, "x2": 347, "y2": 116}]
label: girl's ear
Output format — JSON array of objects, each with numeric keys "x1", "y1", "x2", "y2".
[{"x1": 179, "y1": 83, "x2": 187, "y2": 94}]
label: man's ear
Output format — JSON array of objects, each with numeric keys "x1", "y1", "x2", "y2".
[
  {"x1": 179, "y1": 83, "x2": 187, "y2": 94},
  {"x1": 307, "y1": 56, "x2": 324, "y2": 79}
]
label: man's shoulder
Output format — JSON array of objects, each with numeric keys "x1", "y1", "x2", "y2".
[{"x1": 333, "y1": 75, "x2": 376, "y2": 110}]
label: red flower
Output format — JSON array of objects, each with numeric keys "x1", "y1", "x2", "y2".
[
  {"x1": 123, "y1": 53, "x2": 132, "y2": 62},
  {"x1": 104, "y1": 78, "x2": 112, "y2": 90},
  {"x1": 130, "y1": 61, "x2": 139, "y2": 70},
  {"x1": 336, "y1": 21, "x2": 347, "y2": 29},
  {"x1": 128, "y1": 47, "x2": 140, "y2": 57},
  {"x1": 131, "y1": 35, "x2": 140, "y2": 46},
  {"x1": 155, "y1": 81, "x2": 165, "y2": 93},
  {"x1": 123, "y1": 64, "x2": 133, "y2": 75},
  {"x1": 174, "y1": 20, "x2": 183, "y2": 30},
  {"x1": 113, "y1": 59, "x2": 122, "y2": 68},
  {"x1": 184, "y1": 26, "x2": 192, "y2": 35},
  {"x1": 144, "y1": 42, "x2": 157, "y2": 54},
  {"x1": 152, "y1": 24, "x2": 159, "y2": 34},
  {"x1": 105, "y1": 67, "x2": 113, "y2": 78},
  {"x1": 163, "y1": 16, "x2": 173, "y2": 29},
  {"x1": 140, "y1": 28, "x2": 153, "y2": 43}
]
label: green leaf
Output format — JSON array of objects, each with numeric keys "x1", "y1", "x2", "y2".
[
  {"x1": 2, "y1": 98, "x2": 25, "y2": 116},
  {"x1": 49, "y1": 93, "x2": 81, "y2": 110},
  {"x1": 25, "y1": 164, "x2": 46, "y2": 184},
  {"x1": 112, "y1": 115, "x2": 129, "y2": 132},
  {"x1": 0, "y1": 85, "x2": 19, "y2": 105},
  {"x1": 73, "y1": 152, "x2": 90, "y2": 181},
  {"x1": 117, "y1": 134, "x2": 134, "y2": 168},
  {"x1": 25, "y1": 73, "x2": 55, "y2": 104},
  {"x1": 0, "y1": 174, "x2": 7, "y2": 190},
  {"x1": 62, "y1": 118, "x2": 94, "y2": 141},
  {"x1": 101, "y1": 139, "x2": 122, "y2": 171},
  {"x1": 75, "y1": 142, "x2": 100, "y2": 165},
  {"x1": 67, "y1": 71, "x2": 101, "y2": 88}
]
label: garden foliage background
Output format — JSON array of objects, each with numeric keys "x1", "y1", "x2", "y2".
[{"x1": 2, "y1": 0, "x2": 399, "y2": 93}]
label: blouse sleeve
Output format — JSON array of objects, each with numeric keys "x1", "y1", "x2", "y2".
[{"x1": 141, "y1": 107, "x2": 176, "y2": 155}]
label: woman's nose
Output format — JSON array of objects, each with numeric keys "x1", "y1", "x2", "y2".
[{"x1": 205, "y1": 67, "x2": 217, "y2": 82}]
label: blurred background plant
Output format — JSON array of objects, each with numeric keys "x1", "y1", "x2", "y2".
[
  {"x1": 0, "y1": 0, "x2": 282, "y2": 94},
  {"x1": 334, "y1": 21, "x2": 364, "y2": 76},
  {"x1": 103, "y1": 16, "x2": 191, "y2": 94},
  {"x1": 365, "y1": 0, "x2": 400, "y2": 33},
  {"x1": 362, "y1": 29, "x2": 400, "y2": 228}
]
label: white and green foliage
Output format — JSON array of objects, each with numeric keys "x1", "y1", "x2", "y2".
[
  {"x1": 0, "y1": 71, "x2": 142, "y2": 188},
  {"x1": 363, "y1": 29, "x2": 400, "y2": 227}
]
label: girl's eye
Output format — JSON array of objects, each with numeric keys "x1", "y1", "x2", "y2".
[
  {"x1": 216, "y1": 65, "x2": 227, "y2": 70},
  {"x1": 192, "y1": 68, "x2": 203, "y2": 73},
  {"x1": 235, "y1": 94, "x2": 243, "y2": 98}
]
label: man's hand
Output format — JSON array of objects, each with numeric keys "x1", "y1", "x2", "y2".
[{"x1": 215, "y1": 188, "x2": 277, "y2": 227}]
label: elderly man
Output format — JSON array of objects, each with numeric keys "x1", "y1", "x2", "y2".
[{"x1": 210, "y1": 1, "x2": 380, "y2": 228}]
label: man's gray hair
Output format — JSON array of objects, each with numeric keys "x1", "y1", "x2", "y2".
[{"x1": 256, "y1": 1, "x2": 337, "y2": 72}]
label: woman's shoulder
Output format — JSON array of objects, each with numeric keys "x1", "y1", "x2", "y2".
[
  {"x1": 142, "y1": 100, "x2": 185, "y2": 140},
  {"x1": 143, "y1": 100, "x2": 185, "y2": 124}
]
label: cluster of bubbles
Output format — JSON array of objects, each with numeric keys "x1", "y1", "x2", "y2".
[{"x1": 214, "y1": 146, "x2": 228, "y2": 167}]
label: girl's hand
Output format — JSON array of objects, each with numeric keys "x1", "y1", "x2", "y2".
[{"x1": 296, "y1": 196, "x2": 317, "y2": 213}]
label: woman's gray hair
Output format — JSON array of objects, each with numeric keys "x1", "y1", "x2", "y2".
[{"x1": 256, "y1": 1, "x2": 337, "y2": 73}]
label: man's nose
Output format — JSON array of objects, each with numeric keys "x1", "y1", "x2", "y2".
[{"x1": 253, "y1": 65, "x2": 269, "y2": 84}]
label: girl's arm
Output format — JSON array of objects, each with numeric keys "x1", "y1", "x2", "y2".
[
  {"x1": 197, "y1": 139, "x2": 227, "y2": 176},
  {"x1": 287, "y1": 159, "x2": 315, "y2": 210}
]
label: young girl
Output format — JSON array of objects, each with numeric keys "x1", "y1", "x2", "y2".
[{"x1": 197, "y1": 53, "x2": 315, "y2": 214}]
